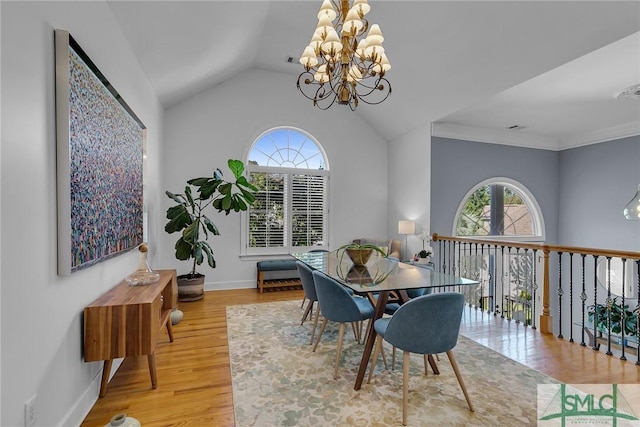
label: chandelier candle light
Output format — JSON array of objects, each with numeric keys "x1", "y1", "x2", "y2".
[{"x1": 297, "y1": 0, "x2": 391, "y2": 110}]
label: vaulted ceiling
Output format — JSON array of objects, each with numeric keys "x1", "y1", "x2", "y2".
[{"x1": 108, "y1": 1, "x2": 640, "y2": 149}]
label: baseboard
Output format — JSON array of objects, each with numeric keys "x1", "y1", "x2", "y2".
[
  {"x1": 205, "y1": 279, "x2": 256, "y2": 291},
  {"x1": 58, "y1": 359, "x2": 123, "y2": 427}
]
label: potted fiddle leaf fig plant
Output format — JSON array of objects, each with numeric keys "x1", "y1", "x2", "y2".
[{"x1": 165, "y1": 159, "x2": 257, "y2": 301}]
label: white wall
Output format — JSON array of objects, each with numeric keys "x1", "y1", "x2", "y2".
[
  {"x1": 388, "y1": 125, "x2": 432, "y2": 259},
  {"x1": 1, "y1": 2, "x2": 164, "y2": 426},
  {"x1": 160, "y1": 68, "x2": 390, "y2": 289}
]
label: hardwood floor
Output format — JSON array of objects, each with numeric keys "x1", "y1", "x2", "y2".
[{"x1": 81, "y1": 288, "x2": 639, "y2": 426}]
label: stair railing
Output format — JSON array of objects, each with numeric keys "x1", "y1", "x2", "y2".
[{"x1": 431, "y1": 233, "x2": 640, "y2": 364}]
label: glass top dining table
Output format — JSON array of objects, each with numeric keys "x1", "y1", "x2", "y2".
[{"x1": 292, "y1": 250, "x2": 479, "y2": 390}]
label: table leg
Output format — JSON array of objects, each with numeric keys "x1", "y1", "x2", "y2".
[
  {"x1": 99, "y1": 359, "x2": 113, "y2": 397},
  {"x1": 166, "y1": 319, "x2": 174, "y2": 342},
  {"x1": 354, "y1": 291, "x2": 390, "y2": 390},
  {"x1": 148, "y1": 351, "x2": 158, "y2": 389}
]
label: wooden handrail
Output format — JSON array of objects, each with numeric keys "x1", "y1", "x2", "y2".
[
  {"x1": 431, "y1": 233, "x2": 640, "y2": 260},
  {"x1": 431, "y1": 233, "x2": 640, "y2": 335}
]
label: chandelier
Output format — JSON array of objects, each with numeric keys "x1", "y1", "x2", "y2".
[{"x1": 297, "y1": 0, "x2": 391, "y2": 110}]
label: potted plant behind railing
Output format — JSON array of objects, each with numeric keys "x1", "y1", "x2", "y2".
[
  {"x1": 588, "y1": 297, "x2": 638, "y2": 344},
  {"x1": 165, "y1": 159, "x2": 257, "y2": 301}
]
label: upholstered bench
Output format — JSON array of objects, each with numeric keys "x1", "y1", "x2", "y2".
[{"x1": 256, "y1": 259, "x2": 301, "y2": 293}]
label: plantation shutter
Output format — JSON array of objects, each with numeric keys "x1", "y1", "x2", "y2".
[
  {"x1": 291, "y1": 174, "x2": 328, "y2": 247},
  {"x1": 248, "y1": 172, "x2": 287, "y2": 248}
]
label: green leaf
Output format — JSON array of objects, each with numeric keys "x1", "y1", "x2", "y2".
[
  {"x1": 175, "y1": 238, "x2": 192, "y2": 261},
  {"x1": 218, "y1": 182, "x2": 232, "y2": 197},
  {"x1": 228, "y1": 159, "x2": 244, "y2": 179},
  {"x1": 222, "y1": 193, "x2": 232, "y2": 211},
  {"x1": 184, "y1": 186, "x2": 195, "y2": 207},
  {"x1": 201, "y1": 242, "x2": 216, "y2": 268},
  {"x1": 187, "y1": 177, "x2": 210, "y2": 186},
  {"x1": 203, "y1": 216, "x2": 220, "y2": 235},
  {"x1": 194, "y1": 244, "x2": 204, "y2": 265},
  {"x1": 165, "y1": 191, "x2": 185, "y2": 204},
  {"x1": 182, "y1": 220, "x2": 200, "y2": 244},
  {"x1": 165, "y1": 206, "x2": 192, "y2": 233},
  {"x1": 199, "y1": 178, "x2": 222, "y2": 199}
]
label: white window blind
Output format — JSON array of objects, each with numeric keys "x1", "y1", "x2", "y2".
[{"x1": 245, "y1": 127, "x2": 329, "y2": 254}]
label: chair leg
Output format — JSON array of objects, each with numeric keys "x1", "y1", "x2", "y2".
[
  {"x1": 351, "y1": 322, "x2": 360, "y2": 343},
  {"x1": 313, "y1": 318, "x2": 328, "y2": 352},
  {"x1": 334, "y1": 323, "x2": 346, "y2": 379},
  {"x1": 402, "y1": 350, "x2": 410, "y2": 426},
  {"x1": 423, "y1": 354, "x2": 428, "y2": 375},
  {"x1": 367, "y1": 335, "x2": 384, "y2": 383},
  {"x1": 380, "y1": 344, "x2": 388, "y2": 370},
  {"x1": 392, "y1": 346, "x2": 396, "y2": 370},
  {"x1": 309, "y1": 305, "x2": 321, "y2": 345},
  {"x1": 446, "y1": 350, "x2": 474, "y2": 412},
  {"x1": 300, "y1": 300, "x2": 313, "y2": 325},
  {"x1": 300, "y1": 296, "x2": 306, "y2": 309}
]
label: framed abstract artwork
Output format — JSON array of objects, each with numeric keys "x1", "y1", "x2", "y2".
[{"x1": 55, "y1": 30, "x2": 146, "y2": 275}]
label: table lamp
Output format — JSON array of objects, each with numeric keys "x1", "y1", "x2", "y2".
[{"x1": 398, "y1": 220, "x2": 415, "y2": 261}]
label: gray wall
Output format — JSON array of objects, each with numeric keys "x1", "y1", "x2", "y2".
[
  {"x1": 559, "y1": 135, "x2": 640, "y2": 251},
  {"x1": 1, "y1": 2, "x2": 165, "y2": 425},
  {"x1": 430, "y1": 137, "x2": 559, "y2": 244}
]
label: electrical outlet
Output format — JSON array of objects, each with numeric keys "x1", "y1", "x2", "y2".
[{"x1": 24, "y1": 394, "x2": 36, "y2": 427}]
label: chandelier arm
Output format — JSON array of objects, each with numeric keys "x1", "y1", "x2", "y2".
[{"x1": 353, "y1": 77, "x2": 392, "y2": 106}]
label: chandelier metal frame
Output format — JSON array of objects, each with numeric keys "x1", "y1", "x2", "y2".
[{"x1": 297, "y1": 0, "x2": 391, "y2": 110}]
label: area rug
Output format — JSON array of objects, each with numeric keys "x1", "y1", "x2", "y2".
[{"x1": 227, "y1": 300, "x2": 558, "y2": 426}]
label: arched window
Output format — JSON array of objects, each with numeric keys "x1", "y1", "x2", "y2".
[
  {"x1": 244, "y1": 127, "x2": 329, "y2": 254},
  {"x1": 454, "y1": 178, "x2": 544, "y2": 241}
]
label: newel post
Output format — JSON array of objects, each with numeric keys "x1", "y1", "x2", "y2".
[{"x1": 539, "y1": 247, "x2": 553, "y2": 333}]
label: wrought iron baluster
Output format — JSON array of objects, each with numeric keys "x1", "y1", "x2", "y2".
[
  {"x1": 532, "y1": 249, "x2": 538, "y2": 330},
  {"x1": 480, "y1": 244, "x2": 485, "y2": 311},
  {"x1": 524, "y1": 248, "x2": 530, "y2": 327},
  {"x1": 493, "y1": 245, "x2": 499, "y2": 317},
  {"x1": 580, "y1": 254, "x2": 587, "y2": 346},
  {"x1": 557, "y1": 252, "x2": 564, "y2": 339},
  {"x1": 605, "y1": 257, "x2": 613, "y2": 356},
  {"x1": 514, "y1": 247, "x2": 520, "y2": 323},
  {"x1": 569, "y1": 252, "x2": 574, "y2": 343},
  {"x1": 500, "y1": 246, "x2": 505, "y2": 318},
  {"x1": 620, "y1": 258, "x2": 627, "y2": 361},
  {"x1": 592, "y1": 255, "x2": 599, "y2": 351},
  {"x1": 636, "y1": 259, "x2": 640, "y2": 366}
]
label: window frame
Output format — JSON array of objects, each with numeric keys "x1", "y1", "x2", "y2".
[
  {"x1": 452, "y1": 177, "x2": 545, "y2": 242},
  {"x1": 240, "y1": 127, "x2": 330, "y2": 256}
]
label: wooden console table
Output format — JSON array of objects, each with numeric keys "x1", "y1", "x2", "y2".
[{"x1": 83, "y1": 269, "x2": 177, "y2": 397}]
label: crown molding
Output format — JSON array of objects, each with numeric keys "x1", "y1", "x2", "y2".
[
  {"x1": 432, "y1": 121, "x2": 640, "y2": 151},
  {"x1": 559, "y1": 121, "x2": 640, "y2": 150},
  {"x1": 431, "y1": 122, "x2": 560, "y2": 150}
]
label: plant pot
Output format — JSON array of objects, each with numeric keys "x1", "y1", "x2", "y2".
[
  {"x1": 417, "y1": 257, "x2": 431, "y2": 264},
  {"x1": 346, "y1": 248, "x2": 373, "y2": 266},
  {"x1": 177, "y1": 274, "x2": 205, "y2": 301}
]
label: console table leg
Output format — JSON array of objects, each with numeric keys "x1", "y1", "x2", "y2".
[
  {"x1": 148, "y1": 352, "x2": 158, "y2": 389},
  {"x1": 99, "y1": 359, "x2": 113, "y2": 397},
  {"x1": 167, "y1": 320, "x2": 174, "y2": 342}
]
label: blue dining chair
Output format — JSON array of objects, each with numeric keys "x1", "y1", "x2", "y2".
[
  {"x1": 367, "y1": 292, "x2": 474, "y2": 426},
  {"x1": 311, "y1": 270, "x2": 375, "y2": 379},
  {"x1": 296, "y1": 261, "x2": 321, "y2": 345},
  {"x1": 299, "y1": 249, "x2": 329, "y2": 308}
]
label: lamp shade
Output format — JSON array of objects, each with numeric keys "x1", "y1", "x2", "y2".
[
  {"x1": 623, "y1": 184, "x2": 640, "y2": 220},
  {"x1": 398, "y1": 220, "x2": 415, "y2": 235}
]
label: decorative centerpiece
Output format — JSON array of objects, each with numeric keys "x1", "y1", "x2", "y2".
[
  {"x1": 125, "y1": 244, "x2": 160, "y2": 286},
  {"x1": 338, "y1": 242, "x2": 387, "y2": 266}
]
